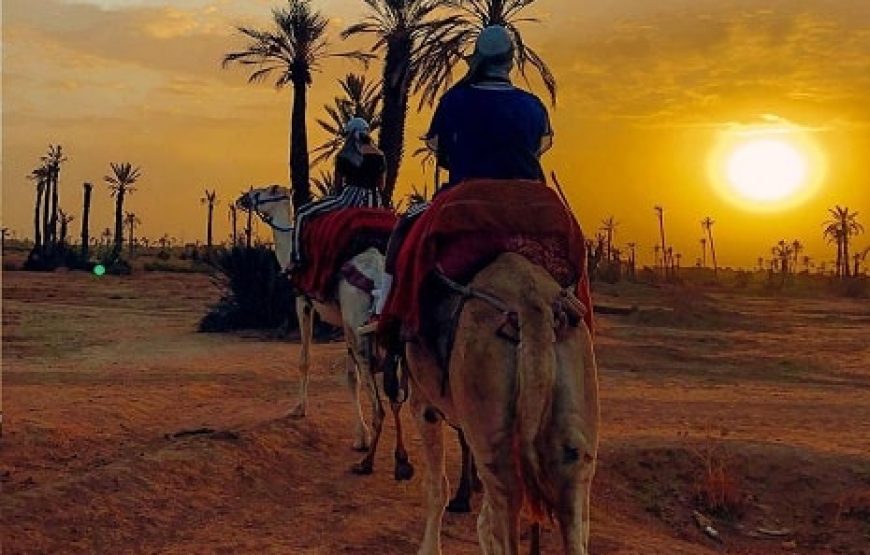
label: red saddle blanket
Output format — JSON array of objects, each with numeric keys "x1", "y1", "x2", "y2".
[
  {"x1": 292, "y1": 208, "x2": 397, "y2": 300},
  {"x1": 381, "y1": 179, "x2": 593, "y2": 339}
]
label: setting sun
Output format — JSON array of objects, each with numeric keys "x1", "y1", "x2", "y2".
[
  {"x1": 726, "y1": 139, "x2": 808, "y2": 203},
  {"x1": 709, "y1": 122, "x2": 826, "y2": 213}
]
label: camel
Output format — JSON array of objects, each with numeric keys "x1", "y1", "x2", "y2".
[
  {"x1": 237, "y1": 185, "x2": 413, "y2": 480},
  {"x1": 407, "y1": 253, "x2": 599, "y2": 555}
]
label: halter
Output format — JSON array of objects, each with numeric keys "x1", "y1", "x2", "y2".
[{"x1": 251, "y1": 191, "x2": 294, "y2": 233}]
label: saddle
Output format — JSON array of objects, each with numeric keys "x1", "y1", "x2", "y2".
[
  {"x1": 380, "y1": 180, "x2": 593, "y2": 380},
  {"x1": 292, "y1": 208, "x2": 397, "y2": 301}
]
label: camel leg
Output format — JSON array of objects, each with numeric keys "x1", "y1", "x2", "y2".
[
  {"x1": 475, "y1": 478, "x2": 522, "y2": 555},
  {"x1": 558, "y1": 466, "x2": 594, "y2": 555},
  {"x1": 288, "y1": 298, "x2": 313, "y2": 418},
  {"x1": 447, "y1": 429, "x2": 474, "y2": 513},
  {"x1": 391, "y1": 399, "x2": 415, "y2": 481},
  {"x1": 351, "y1": 356, "x2": 384, "y2": 475},
  {"x1": 346, "y1": 349, "x2": 370, "y2": 452},
  {"x1": 412, "y1": 392, "x2": 448, "y2": 555}
]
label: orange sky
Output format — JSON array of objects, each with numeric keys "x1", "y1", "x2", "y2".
[{"x1": 2, "y1": 0, "x2": 869, "y2": 267}]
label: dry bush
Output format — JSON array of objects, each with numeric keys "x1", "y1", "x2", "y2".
[{"x1": 680, "y1": 427, "x2": 745, "y2": 518}]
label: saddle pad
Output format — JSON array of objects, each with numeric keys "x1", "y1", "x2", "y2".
[
  {"x1": 380, "y1": 179, "x2": 592, "y2": 339},
  {"x1": 292, "y1": 208, "x2": 397, "y2": 300}
]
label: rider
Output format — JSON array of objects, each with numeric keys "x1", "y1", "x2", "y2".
[
  {"x1": 369, "y1": 24, "x2": 554, "y2": 323},
  {"x1": 367, "y1": 26, "x2": 555, "y2": 403},
  {"x1": 292, "y1": 117, "x2": 386, "y2": 267}
]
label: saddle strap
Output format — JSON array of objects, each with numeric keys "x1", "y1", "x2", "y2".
[{"x1": 340, "y1": 262, "x2": 375, "y2": 294}]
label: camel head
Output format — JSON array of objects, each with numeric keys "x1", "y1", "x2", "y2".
[{"x1": 236, "y1": 185, "x2": 293, "y2": 220}]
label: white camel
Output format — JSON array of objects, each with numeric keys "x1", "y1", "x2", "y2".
[
  {"x1": 237, "y1": 185, "x2": 413, "y2": 479},
  {"x1": 407, "y1": 253, "x2": 599, "y2": 555}
]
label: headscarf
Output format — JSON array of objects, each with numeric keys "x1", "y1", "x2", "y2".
[
  {"x1": 460, "y1": 25, "x2": 516, "y2": 87},
  {"x1": 337, "y1": 117, "x2": 371, "y2": 168}
]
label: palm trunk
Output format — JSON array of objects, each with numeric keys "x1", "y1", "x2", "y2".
[
  {"x1": 245, "y1": 207, "x2": 253, "y2": 249},
  {"x1": 127, "y1": 221, "x2": 135, "y2": 255},
  {"x1": 708, "y1": 229, "x2": 719, "y2": 277},
  {"x1": 290, "y1": 75, "x2": 311, "y2": 210},
  {"x1": 81, "y1": 183, "x2": 92, "y2": 259},
  {"x1": 60, "y1": 219, "x2": 69, "y2": 247},
  {"x1": 34, "y1": 184, "x2": 44, "y2": 249},
  {"x1": 231, "y1": 208, "x2": 238, "y2": 246},
  {"x1": 657, "y1": 214, "x2": 666, "y2": 274},
  {"x1": 113, "y1": 189, "x2": 125, "y2": 258},
  {"x1": 378, "y1": 35, "x2": 413, "y2": 206},
  {"x1": 206, "y1": 203, "x2": 214, "y2": 251},
  {"x1": 49, "y1": 166, "x2": 60, "y2": 251},
  {"x1": 42, "y1": 180, "x2": 51, "y2": 254},
  {"x1": 843, "y1": 233, "x2": 851, "y2": 278}
]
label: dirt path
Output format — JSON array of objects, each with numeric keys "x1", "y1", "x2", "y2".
[{"x1": 2, "y1": 271, "x2": 868, "y2": 554}]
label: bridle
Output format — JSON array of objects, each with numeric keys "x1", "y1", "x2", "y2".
[{"x1": 250, "y1": 191, "x2": 294, "y2": 233}]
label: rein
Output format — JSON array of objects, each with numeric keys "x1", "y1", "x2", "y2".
[{"x1": 251, "y1": 192, "x2": 294, "y2": 233}]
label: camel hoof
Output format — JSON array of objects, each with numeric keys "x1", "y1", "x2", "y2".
[
  {"x1": 394, "y1": 460, "x2": 415, "y2": 481},
  {"x1": 351, "y1": 461, "x2": 374, "y2": 475},
  {"x1": 446, "y1": 498, "x2": 472, "y2": 514},
  {"x1": 287, "y1": 404, "x2": 306, "y2": 419}
]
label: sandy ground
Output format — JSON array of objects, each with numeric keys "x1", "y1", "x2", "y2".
[{"x1": 2, "y1": 270, "x2": 869, "y2": 554}]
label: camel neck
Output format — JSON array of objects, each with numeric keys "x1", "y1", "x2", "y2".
[{"x1": 268, "y1": 210, "x2": 294, "y2": 271}]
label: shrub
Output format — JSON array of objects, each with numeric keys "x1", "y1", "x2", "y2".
[{"x1": 199, "y1": 246, "x2": 296, "y2": 332}]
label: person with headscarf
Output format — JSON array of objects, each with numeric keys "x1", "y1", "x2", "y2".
[
  {"x1": 365, "y1": 24, "x2": 554, "y2": 333},
  {"x1": 292, "y1": 117, "x2": 386, "y2": 266}
]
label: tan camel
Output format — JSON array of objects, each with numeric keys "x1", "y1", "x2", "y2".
[
  {"x1": 407, "y1": 253, "x2": 599, "y2": 555},
  {"x1": 237, "y1": 186, "x2": 413, "y2": 479}
]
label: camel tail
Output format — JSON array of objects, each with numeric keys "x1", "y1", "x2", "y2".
[{"x1": 514, "y1": 270, "x2": 558, "y2": 521}]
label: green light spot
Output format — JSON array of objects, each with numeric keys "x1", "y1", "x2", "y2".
[{"x1": 93, "y1": 264, "x2": 106, "y2": 276}]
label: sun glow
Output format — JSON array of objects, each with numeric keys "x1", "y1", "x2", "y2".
[{"x1": 709, "y1": 122, "x2": 826, "y2": 212}]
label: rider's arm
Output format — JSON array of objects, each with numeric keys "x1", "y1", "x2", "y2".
[{"x1": 424, "y1": 97, "x2": 452, "y2": 171}]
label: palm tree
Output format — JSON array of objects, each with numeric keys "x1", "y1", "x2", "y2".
[
  {"x1": 701, "y1": 216, "x2": 718, "y2": 277},
  {"x1": 791, "y1": 240, "x2": 803, "y2": 274},
  {"x1": 674, "y1": 252, "x2": 682, "y2": 270},
  {"x1": 223, "y1": 1, "x2": 365, "y2": 209},
  {"x1": 41, "y1": 145, "x2": 66, "y2": 251},
  {"x1": 100, "y1": 228, "x2": 113, "y2": 252},
  {"x1": 626, "y1": 242, "x2": 637, "y2": 278},
  {"x1": 28, "y1": 165, "x2": 50, "y2": 251},
  {"x1": 654, "y1": 206, "x2": 667, "y2": 273},
  {"x1": 772, "y1": 240, "x2": 793, "y2": 278},
  {"x1": 228, "y1": 204, "x2": 239, "y2": 246},
  {"x1": 413, "y1": 0, "x2": 558, "y2": 107},
  {"x1": 124, "y1": 212, "x2": 142, "y2": 255},
  {"x1": 653, "y1": 244, "x2": 661, "y2": 269},
  {"x1": 80, "y1": 182, "x2": 93, "y2": 260},
  {"x1": 311, "y1": 170, "x2": 341, "y2": 198},
  {"x1": 342, "y1": 0, "x2": 451, "y2": 205},
  {"x1": 801, "y1": 255, "x2": 812, "y2": 273},
  {"x1": 104, "y1": 162, "x2": 142, "y2": 259},
  {"x1": 823, "y1": 206, "x2": 864, "y2": 278},
  {"x1": 854, "y1": 248, "x2": 869, "y2": 277},
  {"x1": 201, "y1": 189, "x2": 218, "y2": 252},
  {"x1": 346, "y1": 0, "x2": 557, "y2": 204},
  {"x1": 313, "y1": 73, "x2": 382, "y2": 165},
  {"x1": 600, "y1": 216, "x2": 618, "y2": 261},
  {"x1": 57, "y1": 210, "x2": 74, "y2": 247}
]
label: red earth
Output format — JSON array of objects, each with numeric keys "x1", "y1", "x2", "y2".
[{"x1": 2, "y1": 270, "x2": 869, "y2": 554}]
